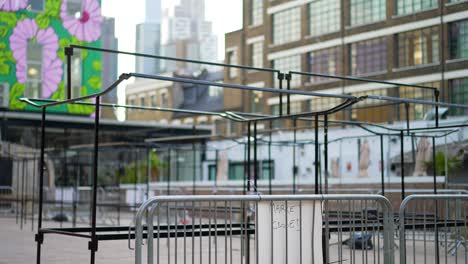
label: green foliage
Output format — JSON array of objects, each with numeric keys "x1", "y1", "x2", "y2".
[
  {"x1": 51, "y1": 82, "x2": 65, "y2": 100},
  {"x1": 9, "y1": 83, "x2": 26, "y2": 109},
  {"x1": 36, "y1": 13, "x2": 50, "y2": 29},
  {"x1": 0, "y1": 11, "x2": 18, "y2": 27},
  {"x1": 44, "y1": 0, "x2": 62, "y2": 18},
  {"x1": 88, "y1": 76, "x2": 102, "y2": 89},
  {"x1": 0, "y1": 25, "x2": 9, "y2": 37},
  {"x1": 92, "y1": 60, "x2": 101, "y2": 71},
  {"x1": 425, "y1": 152, "x2": 463, "y2": 176},
  {"x1": 119, "y1": 152, "x2": 166, "y2": 184},
  {"x1": 0, "y1": 42, "x2": 15, "y2": 72},
  {"x1": 0, "y1": 59, "x2": 9, "y2": 74}
]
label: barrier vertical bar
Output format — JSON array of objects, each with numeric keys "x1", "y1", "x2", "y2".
[
  {"x1": 314, "y1": 115, "x2": 319, "y2": 194},
  {"x1": 380, "y1": 134, "x2": 385, "y2": 196},
  {"x1": 293, "y1": 119, "x2": 297, "y2": 194},
  {"x1": 35, "y1": 107, "x2": 46, "y2": 264},
  {"x1": 65, "y1": 47, "x2": 73, "y2": 100},
  {"x1": 268, "y1": 121, "x2": 272, "y2": 195},
  {"x1": 278, "y1": 73, "x2": 284, "y2": 116},
  {"x1": 89, "y1": 96, "x2": 100, "y2": 264},
  {"x1": 400, "y1": 130, "x2": 405, "y2": 200},
  {"x1": 286, "y1": 73, "x2": 291, "y2": 115},
  {"x1": 253, "y1": 121, "x2": 258, "y2": 193}
]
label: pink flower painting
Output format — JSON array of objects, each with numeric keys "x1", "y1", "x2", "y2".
[
  {"x1": 9, "y1": 18, "x2": 63, "y2": 98},
  {"x1": 41, "y1": 57, "x2": 63, "y2": 97},
  {"x1": 61, "y1": 0, "x2": 103, "y2": 42},
  {"x1": 0, "y1": 0, "x2": 27, "y2": 11}
]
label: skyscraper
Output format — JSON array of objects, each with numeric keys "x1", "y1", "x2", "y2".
[
  {"x1": 101, "y1": 17, "x2": 118, "y2": 118},
  {"x1": 135, "y1": 0, "x2": 162, "y2": 75},
  {"x1": 160, "y1": 0, "x2": 218, "y2": 73}
]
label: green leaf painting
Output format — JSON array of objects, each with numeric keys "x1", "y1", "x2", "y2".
[{"x1": 9, "y1": 83, "x2": 26, "y2": 110}]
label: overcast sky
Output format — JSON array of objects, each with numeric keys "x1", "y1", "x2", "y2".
[
  {"x1": 101, "y1": 0, "x2": 242, "y2": 120},
  {"x1": 102, "y1": 0, "x2": 243, "y2": 75}
]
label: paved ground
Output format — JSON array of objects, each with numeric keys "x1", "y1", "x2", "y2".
[
  {"x1": 0, "y1": 218, "x2": 134, "y2": 264},
  {"x1": 1, "y1": 217, "x2": 466, "y2": 264}
]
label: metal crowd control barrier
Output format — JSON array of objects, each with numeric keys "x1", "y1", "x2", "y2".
[
  {"x1": 134, "y1": 194, "x2": 395, "y2": 264},
  {"x1": 0, "y1": 186, "x2": 15, "y2": 214},
  {"x1": 399, "y1": 194, "x2": 468, "y2": 264}
]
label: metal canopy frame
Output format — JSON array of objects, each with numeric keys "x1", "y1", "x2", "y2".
[{"x1": 20, "y1": 45, "x2": 468, "y2": 264}]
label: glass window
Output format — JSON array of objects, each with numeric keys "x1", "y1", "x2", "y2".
[
  {"x1": 250, "y1": 41, "x2": 263, "y2": 68},
  {"x1": 160, "y1": 91, "x2": 168, "y2": 107},
  {"x1": 272, "y1": 7, "x2": 301, "y2": 45},
  {"x1": 139, "y1": 96, "x2": 146, "y2": 107},
  {"x1": 449, "y1": 78, "x2": 468, "y2": 116},
  {"x1": 150, "y1": 95, "x2": 156, "y2": 107},
  {"x1": 449, "y1": 19, "x2": 468, "y2": 60},
  {"x1": 350, "y1": 0, "x2": 386, "y2": 26},
  {"x1": 251, "y1": 91, "x2": 263, "y2": 113},
  {"x1": 309, "y1": 97, "x2": 342, "y2": 111},
  {"x1": 251, "y1": 0, "x2": 263, "y2": 26},
  {"x1": 271, "y1": 105, "x2": 283, "y2": 129},
  {"x1": 398, "y1": 82, "x2": 438, "y2": 121},
  {"x1": 29, "y1": 0, "x2": 44, "y2": 12},
  {"x1": 350, "y1": 37, "x2": 387, "y2": 75},
  {"x1": 128, "y1": 98, "x2": 135, "y2": 106},
  {"x1": 67, "y1": 0, "x2": 82, "y2": 17},
  {"x1": 227, "y1": 50, "x2": 238, "y2": 78},
  {"x1": 208, "y1": 85, "x2": 223, "y2": 97},
  {"x1": 228, "y1": 161, "x2": 274, "y2": 180},
  {"x1": 397, "y1": 0, "x2": 437, "y2": 16},
  {"x1": 25, "y1": 42, "x2": 42, "y2": 99},
  {"x1": 69, "y1": 50, "x2": 82, "y2": 98},
  {"x1": 309, "y1": 46, "x2": 342, "y2": 82},
  {"x1": 397, "y1": 26, "x2": 439, "y2": 68},
  {"x1": 309, "y1": 0, "x2": 340, "y2": 36},
  {"x1": 273, "y1": 55, "x2": 301, "y2": 88}
]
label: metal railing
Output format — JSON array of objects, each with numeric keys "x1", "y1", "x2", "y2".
[
  {"x1": 399, "y1": 194, "x2": 468, "y2": 264},
  {"x1": 134, "y1": 194, "x2": 395, "y2": 264}
]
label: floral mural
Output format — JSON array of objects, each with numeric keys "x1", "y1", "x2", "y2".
[{"x1": 0, "y1": 0, "x2": 103, "y2": 114}]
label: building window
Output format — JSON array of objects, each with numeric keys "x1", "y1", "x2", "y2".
[
  {"x1": 397, "y1": 0, "x2": 437, "y2": 16},
  {"x1": 150, "y1": 94, "x2": 156, "y2": 107},
  {"x1": 449, "y1": 78, "x2": 468, "y2": 116},
  {"x1": 449, "y1": 19, "x2": 468, "y2": 60},
  {"x1": 25, "y1": 42, "x2": 42, "y2": 99},
  {"x1": 139, "y1": 96, "x2": 146, "y2": 107},
  {"x1": 128, "y1": 98, "x2": 135, "y2": 112},
  {"x1": 250, "y1": 41, "x2": 263, "y2": 68},
  {"x1": 272, "y1": 7, "x2": 301, "y2": 45},
  {"x1": 350, "y1": 89, "x2": 389, "y2": 121},
  {"x1": 29, "y1": 0, "x2": 45, "y2": 12},
  {"x1": 208, "y1": 85, "x2": 223, "y2": 97},
  {"x1": 251, "y1": 91, "x2": 263, "y2": 113},
  {"x1": 273, "y1": 55, "x2": 301, "y2": 88},
  {"x1": 397, "y1": 26, "x2": 439, "y2": 68},
  {"x1": 309, "y1": 46, "x2": 342, "y2": 82},
  {"x1": 66, "y1": 50, "x2": 82, "y2": 99},
  {"x1": 160, "y1": 91, "x2": 168, "y2": 107},
  {"x1": 349, "y1": 0, "x2": 386, "y2": 26},
  {"x1": 309, "y1": 0, "x2": 340, "y2": 37},
  {"x1": 350, "y1": 37, "x2": 387, "y2": 75},
  {"x1": 227, "y1": 50, "x2": 238, "y2": 78},
  {"x1": 228, "y1": 161, "x2": 274, "y2": 180},
  {"x1": 398, "y1": 82, "x2": 439, "y2": 121},
  {"x1": 66, "y1": 0, "x2": 82, "y2": 17},
  {"x1": 271, "y1": 105, "x2": 283, "y2": 129},
  {"x1": 250, "y1": 0, "x2": 263, "y2": 26},
  {"x1": 309, "y1": 97, "x2": 342, "y2": 111}
]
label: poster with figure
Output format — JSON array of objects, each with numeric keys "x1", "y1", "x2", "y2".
[{"x1": 257, "y1": 200, "x2": 323, "y2": 264}]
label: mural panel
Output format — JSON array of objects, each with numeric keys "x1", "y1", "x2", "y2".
[{"x1": 0, "y1": 0, "x2": 103, "y2": 114}]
